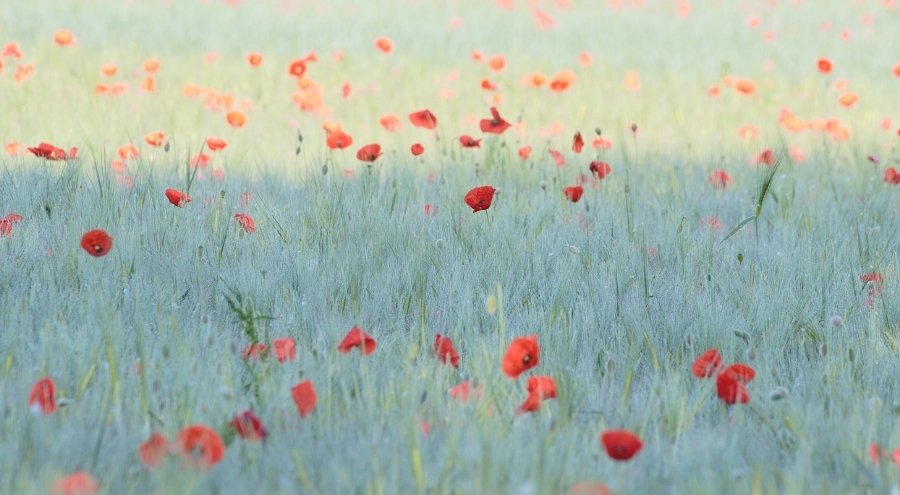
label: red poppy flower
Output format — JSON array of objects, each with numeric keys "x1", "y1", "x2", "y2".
[
  {"x1": 241, "y1": 343, "x2": 267, "y2": 360},
  {"x1": 356, "y1": 143, "x2": 382, "y2": 162},
  {"x1": 600, "y1": 429, "x2": 643, "y2": 461},
  {"x1": 589, "y1": 161, "x2": 611, "y2": 179},
  {"x1": 175, "y1": 424, "x2": 225, "y2": 470},
  {"x1": 569, "y1": 482, "x2": 613, "y2": 495},
  {"x1": 338, "y1": 326, "x2": 377, "y2": 355},
  {"x1": 5, "y1": 213, "x2": 22, "y2": 224},
  {"x1": 80, "y1": 229, "x2": 113, "y2": 257},
  {"x1": 247, "y1": 52, "x2": 263, "y2": 67},
  {"x1": 464, "y1": 185, "x2": 496, "y2": 213},
  {"x1": 517, "y1": 375, "x2": 557, "y2": 414},
  {"x1": 817, "y1": 58, "x2": 832, "y2": 74},
  {"x1": 190, "y1": 153, "x2": 211, "y2": 168},
  {"x1": 165, "y1": 188, "x2": 190, "y2": 207},
  {"x1": 716, "y1": 363, "x2": 756, "y2": 405},
  {"x1": 707, "y1": 169, "x2": 732, "y2": 189},
  {"x1": 563, "y1": 186, "x2": 584, "y2": 203},
  {"x1": 230, "y1": 410, "x2": 268, "y2": 441},
  {"x1": 481, "y1": 78, "x2": 498, "y2": 91},
  {"x1": 226, "y1": 111, "x2": 247, "y2": 129},
  {"x1": 691, "y1": 348, "x2": 722, "y2": 378},
  {"x1": 479, "y1": 107, "x2": 510, "y2": 135},
  {"x1": 755, "y1": 149, "x2": 776, "y2": 166},
  {"x1": 138, "y1": 432, "x2": 169, "y2": 469},
  {"x1": 291, "y1": 380, "x2": 317, "y2": 418},
  {"x1": 884, "y1": 167, "x2": 900, "y2": 185},
  {"x1": 379, "y1": 114, "x2": 402, "y2": 132},
  {"x1": 28, "y1": 377, "x2": 56, "y2": 415},
  {"x1": 234, "y1": 213, "x2": 256, "y2": 234},
  {"x1": 145, "y1": 131, "x2": 166, "y2": 147},
  {"x1": 501, "y1": 335, "x2": 540, "y2": 379},
  {"x1": 117, "y1": 144, "x2": 139, "y2": 161},
  {"x1": 28, "y1": 142, "x2": 76, "y2": 161},
  {"x1": 374, "y1": 36, "x2": 393, "y2": 54},
  {"x1": 409, "y1": 109, "x2": 438, "y2": 130},
  {"x1": 433, "y1": 334, "x2": 460, "y2": 368},
  {"x1": 410, "y1": 143, "x2": 424, "y2": 156},
  {"x1": 549, "y1": 70, "x2": 576, "y2": 92},
  {"x1": 288, "y1": 60, "x2": 309, "y2": 78},
  {"x1": 206, "y1": 137, "x2": 228, "y2": 151},
  {"x1": 572, "y1": 132, "x2": 584, "y2": 153},
  {"x1": 324, "y1": 125, "x2": 353, "y2": 150},
  {"x1": 50, "y1": 472, "x2": 99, "y2": 495},
  {"x1": 273, "y1": 337, "x2": 296, "y2": 363},
  {"x1": 549, "y1": 149, "x2": 565, "y2": 167},
  {"x1": 0, "y1": 219, "x2": 11, "y2": 237},
  {"x1": 459, "y1": 135, "x2": 481, "y2": 148},
  {"x1": 518, "y1": 146, "x2": 532, "y2": 160},
  {"x1": 449, "y1": 381, "x2": 481, "y2": 403}
]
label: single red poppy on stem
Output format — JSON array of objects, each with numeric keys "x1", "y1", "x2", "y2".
[
  {"x1": 165, "y1": 188, "x2": 190, "y2": 207},
  {"x1": 563, "y1": 186, "x2": 584, "y2": 202},
  {"x1": 174, "y1": 424, "x2": 225, "y2": 470},
  {"x1": 230, "y1": 410, "x2": 268, "y2": 441},
  {"x1": 589, "y1": 161, "x2": 611, "y2": 179},
  {"x1": 572, "y1": 132, "x2": 584, "y2": 153},
  {"x1": 338, "y1": 326, "x2": 377, "y2": 355},
  {"x1": 691, "y1": 348, "x2": 723, "y2": 378},
  {"x1": 409, "y1": 109, "x2": 438, "y2": 130},
  {"x1": 479, "y1": 107, "x2": 510, "y2": 134},
  {"x1": 80, "y1": 229, "x2": 113, "y2": 257},
  {"x1": 600, "y1": 429, "x2": 643, "y2": 461},
  {"x1": 273, "y1": 337, "x2": 296, "y2": 362},
  {"x1": 28, "y1": 377, "x2": 56, "y2": 415},
  {"x1": 464, "y1": 185, "x2": 496, "y2": 213},
  {"x1": 234, "y1": 213, "x2": 256, "y2": 234},
  {"x1": 356, "y1": 143, "x2": 382, "y2": 162},
  {"x1": 291, "y1": 380, "x2": 317, "y2": 418},
  {"x1": 411, "y1": 143, "x2": 424, "y2": 156},
  {"x1": 459, "y1": 135, "x2": 481, "y2": 148},
  {"x1": 501, "y1": 335, "x2": 540, "y2": 379},
  {"x1": 433, "y1": 334, "x2": 460, "y2": 368},
  {"x1": 138, "y1": 432, "x2": 169, "y2": 469},
  {"x1": 50, "y1": 472, "x2": 99, "y2": 495}
]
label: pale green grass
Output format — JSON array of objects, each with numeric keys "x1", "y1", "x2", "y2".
[{"x1": 0, "y1": 1, "x2": 898, "y2": 494}]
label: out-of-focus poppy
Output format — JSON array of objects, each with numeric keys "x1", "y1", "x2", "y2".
[
  {"x1": 691, "y1": 349, "x2": 722, "y2": 378},
  {"x1": 707, "y1": 170, "x2": 732, "y2": 189},
  {"x1": 479, "y1": 107, "x2": 510, "y2": 134},
  {"x1": 518, "y1": 146, "x2": 532, "y2": 160},
  {"x1": 53, "y1": 29, "x2": 74, "y2": 47},
  {"x1": 206, "y1": 137, "x2": 227, "y2": 151},
  {"x1": 80, "y1": 229, "x2": 113, "y2": 257},
  {"x1": 374, "y1": 37, "x2": 393, "y2": 54},
  {"x1": 459, "y1": 135, "x2": 481, "y2": 148},
  {"x1": 273, "y1": 337, "x2": 296, "y2": 362},
  {"x1": 29, "y1": 377, "x2": 56, "y2": 415},
  {"x1": 600, "y1": 430, "x2": 643, "y2": 461},
  {"x1": 230, "y1": 410, "x2": 268, "y2": 441},
  {"x1": 338, "y1": 326, "x2": 377, "y2": 355},
  {"x1": 434, "y1": 334, "x2": 460, "y2": 368},
  {"x1": 138, "y1": 433, "x2": 169, "y2": 469},
  {"x1": 817, "y1": 58, "x2": 832, "y2": 74},
  {"x1": 234, "y1": 213, "x2": 256, "y2": 234},
  {"x1": 564, "y1": 186, "x2": 584, "y2": 202},
  {"x1": 291, "y1": 380, "x2": 317, "y2": 418},
  {"x1": 50, "y1": 472, "x2": 99, "y2": 495},
  {"x1": 165, "y1": 189, "x2": 190, "y2": 207},
  {"x1": 145, "y1": 131, "x2": 166, "y2": 147},
  {"x1": 572, "y1": 132, "x2": 584, "y2": 153},
  {"x1": 226, "y1": 111, "x2": 247, "y2": 128},
  {"x1": 411, "y1": 143, "x2": 424, "y2": 156},
  {"x1": 356, "y1": 144, "x2": 382, "y2": 162},
  {"x1": 589, "y1": 161, "x2": 611, "y2": 179},
  {"x1": 409, "y1": 110, "x2": 438, "y2": 130},
  {"x1": 379, "y1": 114, "x2": 402, "y2": 132},
  {"x1": 174, "y1": 424, "x2": 225, "y2": 470},
  {"x1": 247, "y1": 52, "x2": 263, "y2": 67}
]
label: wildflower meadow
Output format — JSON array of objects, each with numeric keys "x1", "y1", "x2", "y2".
[{"x1": 0, "y1": 0, "x2": 898, "y2": 494}]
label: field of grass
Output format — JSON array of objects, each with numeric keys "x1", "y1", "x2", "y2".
[{"x1": 0, "y1": 1, "x2": 898, "y2": 494}]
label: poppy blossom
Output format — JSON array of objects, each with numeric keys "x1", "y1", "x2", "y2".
[
  {"x1": 241, "y1": 343, "x2": 267, "y2": 360},
  {"x1": 323, "y1": 123, "x2": 353, "y2": 150},
  {"x1": 226, "y1": 111, "x2": 247, "y2": 128},
  {"x1": 549, "y1": 70, "x2": 576, "y2": 92},
  {"x1": 100, "y1": 63, "x2": 118, "y2": 77},
  {"x1": 569, "y1": 482, "x2": 613, "y2": 495},
  {"x1": 356, "y1": 143, "x2": 382, "y2": 162},
  {"x1": 142, "y1": 58, "x2": 160, "y2": 74},
  {"x1": 755, "y1": 149, "x2": 776, "y2": 166},
  {"x1": 707, "y1": 169, "x2": 732, "y2": 189},
  {"x1": 80, "y1": 229, "x2": 113, "y2": 257},
  {"x1": 206, "y1": 137, "x2": 227, "y2": 151},
  {"x1": 572, "y1": 132, "x2": 584, "y2": 153},
  {"x1": 884, "y1": 167, "x2": 900, "y2": 185},
  {"x1": 488, "y1": 54, "x2": 505, "y2": 72},
  {"x1": 175, "y1": 424, "x2": 225, "y2": 470},
  {"x1": 410, "y1": 143, "x2": 424, "y2": 156},
  {"x1": 28, "y1": 377, "x2": 56, "y2": 415},
  {"x1": 50, "y1": 472, "x2": 99, "y2": 495},
  {"x1": 190, "y1": 153, "x2": 211, "y2": 168},
  {"x1": 817, "y1": 58, "x2": 832, "y2": 74},
  {"x1": 117, "y1": 144, "x2": 139, "y2": 161},
  {"x1": 379, "y1": 114, "x2": 402, "y2": 132},
  {"x1": 517, "y1": 375, "x2": 557, "y2": 414},
  {"x1": 291, "y1": 380, "x2": 317, "y2": 418},
  {"x1": 138, "y1": 433, "x2": 169, "y2": 469},
  {"x1": 230, "y1": 410, "x2": 268, "y2": 441},
  {"x1": 0, "y1": 219, "x2": 11, "y2": 237},
  {"x1": 589, "y1": 161, "x2": 611, "y2": 179},
  {"x1": 600, "y1": 429, "x2": 643, "y2": 461},
  {"x1": 734, "y1": 79, "x2": 756, "y2": 95},
  {"x1": 691, "y1": 348, "x2": 723, "y2": 378},
  {"x1": 374, "y1": 36, "x2": 393, "y2": 54},
  {"x1": 338, "y1": 326, "x2": 377, "y2": 355},
  {"x1": 464, "y1": 185, "x2": 496, "y2": 213},
  {"x1": 165, "y1": 188, "x2": 190, "y2": 207},
  {"x1": 234, "y1": 213, "x2": 257, "y2": 234},
  {"x1": 273, "y1": 337, "x2": 296, "y2": 363},
  {"x1": 716, "y1": 363, "x2": 756, "y2": 405},
  {"x1": 450, "y1": 381, "x2": 476, "y2": 403},
  {"x1": 53, "y1": 29, "x2": 75, "y2": 47},
  {"x1": 247, "y1": 52, "x2": 263, "y2": 67},
  {"x1": 479, "y1": 107, "x2": 510, "y2": 135},
  {"x1": 518, "y1": 146, "x2": 532, "y2": 160},
  {"x1": 481, "y1": 78, "x2": 498, "y2": 91},
  {"x1": 288, "y1": 52, "x2": 316, "y2": 77},
  {"x1": 409, "y1": 109, "x2": 438, "y2": 130},
  {"x1": 563, "y1": 186, "x2": 584, "y2": 203},
  {"x1": 838, "y1": 92, "x2": 858, "y2": 108},
  {"x1": 501, "y1": 335, "x2": 540, "y2": 379},
  {"x1": 28, "y1": 142, "x2": 76, "y2": 161},
  {"x1": 459, "y1": 135, "x2": 481, "y2": 148},
  {"x1": 433, "y1": 333, "x2": 460, "y2": 368},
  {"x1": 145, "y1": 131, "x2": 166, "y2": 147},
  {"x1": 549, "y1": 149, "x2": 565, "y2": 167}
]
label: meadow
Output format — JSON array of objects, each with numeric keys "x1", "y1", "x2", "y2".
[{"x1": 0, "y1": 0, "x2": 898, "y2": 494}]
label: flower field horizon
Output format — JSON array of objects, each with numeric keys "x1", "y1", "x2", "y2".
[{"x1": 0, "y1": 1, "x2": 898, "y2": 494}]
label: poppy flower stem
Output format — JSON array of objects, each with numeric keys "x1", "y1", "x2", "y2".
[{"x1": 496, "y1": 283, "x2": 506, "y2": 356}]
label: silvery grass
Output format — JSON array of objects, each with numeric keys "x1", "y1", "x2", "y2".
[{"x1": 0, "y1": 143, "x2": 896, "y2": 494}]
